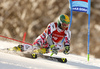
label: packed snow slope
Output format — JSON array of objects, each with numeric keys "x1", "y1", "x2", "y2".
[{"x1": 0, "y1": 41, "x2": 100, "y2": 69}]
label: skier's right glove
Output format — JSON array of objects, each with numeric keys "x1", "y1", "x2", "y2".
[
  {"x1": 63, "y1": 45, "x2": 70, "y2": 54},
  {"x1": 50, "y1": 45, "x2": 58, "y2": 55}
]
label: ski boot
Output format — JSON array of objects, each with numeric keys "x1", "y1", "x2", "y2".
[
  {"x1": 33, "y1": 47, "x2": 49, "y2": 55},
  {"x1": 12, "y1": 45, "x2": 24, "y2": 52},
  {"x1": 32, "y1": 47, "x2": 49, "y2": 59},
  {"x1": 39, "y1": 47, "x2": 50, "y2": 54}
]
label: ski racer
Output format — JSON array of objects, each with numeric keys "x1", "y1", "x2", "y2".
[{"x1": 13, "y1": 14, "x2": 71, "y2": 55}]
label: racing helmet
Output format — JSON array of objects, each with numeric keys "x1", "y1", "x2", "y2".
[{"x1": 57, "y1": 14, "x2": 70, "y2": 27}]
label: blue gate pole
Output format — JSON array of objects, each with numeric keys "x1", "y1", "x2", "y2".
[
  {"x1": 87, "y1": 0, "x2": 91, "y2": 61},
  {"x1": 87, "y1": 14, "x2": 90, "y2": 61},
  {"x1": 69, "y1": 0, "x2": 73, "y2": 30}
]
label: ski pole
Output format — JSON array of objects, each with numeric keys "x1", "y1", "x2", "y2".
[{"x1": 50, "y1": 53, "x2": 54, "y2": 56}]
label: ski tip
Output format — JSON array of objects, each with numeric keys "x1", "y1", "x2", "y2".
[
  {"x1": 31, "y1": 54, "x2": 37, "y2": 59},
  {"x1": 58, "y1": 58, "x2": 67, "y2": 63}
]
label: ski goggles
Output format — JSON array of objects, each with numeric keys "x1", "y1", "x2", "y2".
[{"x1": 62, "y1": 23, "x2": 69, "y2": 27}]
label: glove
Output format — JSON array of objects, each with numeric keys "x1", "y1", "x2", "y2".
[
  {"x1": 50, "y1": 45, "x2": 58, "y2": 55},
  {"x1": 63, "y1": 45, "x2": 70, "y2": 54}
]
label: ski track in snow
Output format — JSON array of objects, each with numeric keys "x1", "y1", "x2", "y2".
[{"x1": 0, "y1": 40, "x2": 100, "y2": 69}]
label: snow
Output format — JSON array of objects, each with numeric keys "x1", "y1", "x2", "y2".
[{"x1": 0, "y1": 40, "x2": 100, "y2": 69}]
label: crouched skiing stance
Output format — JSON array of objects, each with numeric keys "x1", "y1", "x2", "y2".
[{"x1": 13, "y1": 14, "x2": 71, "y2": 55}]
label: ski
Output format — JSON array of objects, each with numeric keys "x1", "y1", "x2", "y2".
[
  {"x1": 31, "y1": 53, "x2": 67, "y2": 63},
  {"x1": 1, "y1": 48, "x2": 67, "y2": 63}
]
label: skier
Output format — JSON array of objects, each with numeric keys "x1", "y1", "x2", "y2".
[{"x1": 13, "y1": 14, "x2": 71, "y2": 55}]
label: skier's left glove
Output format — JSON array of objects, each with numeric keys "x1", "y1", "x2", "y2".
[
  {"x1": 63, "y1": 45, "x2": 70, "y2": 54},
  {"x1": 50, "y1": 45, "x2": 58, "y2": 55}
]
